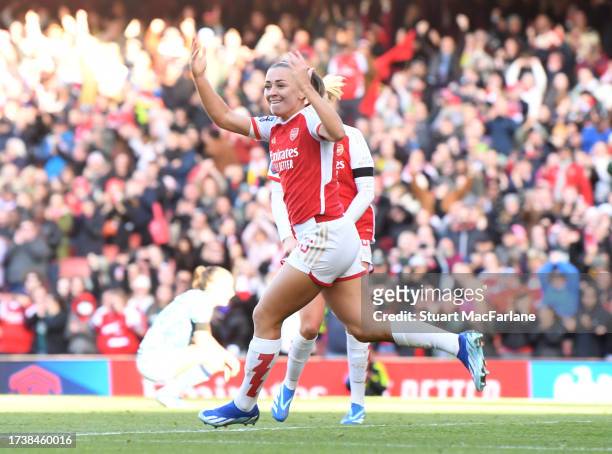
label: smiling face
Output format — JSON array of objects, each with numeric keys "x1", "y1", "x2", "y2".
[{"x1": 264, "y1": 65, "x2": 304, "y2": 119}]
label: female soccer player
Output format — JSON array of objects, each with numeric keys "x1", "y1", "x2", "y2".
[
  {"x1": 269, "y1": 75, "x2": 373, "y2": 425},
  {"x1": 190, "y1": 39, "x2": 487, "y2": 427},
  {"x1": 137, "y1": 266, "x2": 240, "y2": 408}
]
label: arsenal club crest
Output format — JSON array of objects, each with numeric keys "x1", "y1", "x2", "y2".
[
  {"x1": 336, "y1": 143, "x2": 344, "y2": 156},
  {"x1": 290, "y1": 128, "x2": 299, "y2": 141}
]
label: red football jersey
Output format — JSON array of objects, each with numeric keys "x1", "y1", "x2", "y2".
[
  {"x1": 334, "y1": 126, "x2": 375, "y2": 241},
  {"x1": 0, "y1": 294, "x2": 33, "y2": 353},
  {"x1": 91, "y1": 306, "x2": 143, "y2": 354},
  {"x1": 251, "y1": 105, "x2": 343, "y2": 226},
  {"x1": 327, "y1": 52, "x2": 368, "y2": 100}
]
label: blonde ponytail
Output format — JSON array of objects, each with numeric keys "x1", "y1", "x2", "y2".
[
  {"x1": 322, "y1": 74, "x2": 346, "y2": 102},
  {"x1": 191, "y1": 265, "x2": 234, "y2": 291},
  {"x1": 192, "y1": 266, "x2": 209, "y2": 290}
]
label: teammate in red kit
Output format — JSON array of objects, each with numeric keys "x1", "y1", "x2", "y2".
[
  {"x1": 269, "y1": 75, "x2": 373, "y2": 424},
  {"x1": 190, "y1": 38, "x2": 487, "y2": 428}
]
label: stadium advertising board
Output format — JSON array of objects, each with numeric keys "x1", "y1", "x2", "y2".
[
  {"x1": 0, "y1": 359, "x2": 110, "y2": 395},
  {"x1": 383, "y1": 359, "x2": 528, "y2": 398},
  {"x1": 529, "y1": 361, "x2": 612, "y2": 401},
  {"x1": 3, "y1": 357, "x2": 610, "y2": 402},
  {"x1": 109, "y1": 359, "x2": 143, "y2": 396}
]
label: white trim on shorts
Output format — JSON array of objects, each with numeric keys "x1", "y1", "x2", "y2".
[{"x1": 360, "y1": 240, "x2": 372, "y2": 265}]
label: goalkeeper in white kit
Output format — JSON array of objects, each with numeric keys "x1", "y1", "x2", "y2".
[{"x1": 137, "y1": 266, "x2": 241, "y2": 408}]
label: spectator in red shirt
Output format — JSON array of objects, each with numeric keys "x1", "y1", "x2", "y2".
[
  {"x1": 92, "y1": 289, "x2": 146, "y2": 354},
  {"x1": 328, "y1": 25, "x2": 369, "y2": 125},
  {"x1": 0, "y1": 293, "x2": 34, "y2": 353},
  {"x1": 536, "y1": 148, "x2": 594, "y2": 205}
]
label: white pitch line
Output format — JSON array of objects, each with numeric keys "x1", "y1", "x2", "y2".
[
  {"x1": 79, "y1": 429, "x2": 207, "y2": 437},
  {"x1": 76, "y1": 420, "x2": 596, "y2": 437},
  {"x1": 77, "y1": 422, "x2": 486, "y2": 437},
  {"x1": 78, "y1": 426, "x2": 311, "y2": 436}
]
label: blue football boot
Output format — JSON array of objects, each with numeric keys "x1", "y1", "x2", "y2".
[
  {"x1": 199, "y1": 401, "x2": 259, "y2": 428},
  {"x1": 340, "y1": 403, "x2": 365, "y2": 425},
  {"x1": 271, "y1": 384, "x2": 295, "y2": 422},
  {"x1": 457, "y1": 331, "x2": 489, "y2": 391}
]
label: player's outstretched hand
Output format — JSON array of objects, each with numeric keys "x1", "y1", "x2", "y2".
[
  {"x1": 286, "y1": 51, "x2": 313, "y2": 92},
  {"x1": 223, "y1": 351, "x2": 241, "y2": 382},
  {"x1": 190, "y1": 39, "x2": 207, "y2": 78},
  {"x1": 202, "y1": 348, "x2": 236, "y2": 381}
]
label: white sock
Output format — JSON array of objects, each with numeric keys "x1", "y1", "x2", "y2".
[
  {"x1": 391, "y1": 321, "x2": 459, "y2": 355},
  {"x1": 158, "y1": 364, "x2": 210, "y2": 398},
  {"x1": 284, "y1": 333, "x2": 317, "y2": 390},
  {"x1": 346, "y1": 333, "x2": 368, "y2": 406},
  {"x1": 234, "y1": 336, "x2": 281, "y2": 412}
]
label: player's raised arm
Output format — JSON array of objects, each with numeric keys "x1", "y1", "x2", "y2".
[
  {"x1": 286, "y1": 51, "x2": 345, "y2": 142},
  {"x1": 190, "y1": 39, "x2": 251, "y2": 136}
]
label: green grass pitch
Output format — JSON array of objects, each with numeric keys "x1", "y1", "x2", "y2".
[{"x1": 1, "y1": 396, "x2": 611, "y2": 453}]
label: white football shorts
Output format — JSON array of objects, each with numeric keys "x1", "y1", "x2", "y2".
[{"x1": 286, "y1": 216, "x2": 365, "y2": 286}]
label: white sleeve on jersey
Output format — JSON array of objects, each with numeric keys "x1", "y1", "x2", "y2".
[
  {"x1": 249, "y1": 116, "x2": 277, "y2": 142},
  {"x1": 346, "y1": 126, "x2": 375, "y2": 170},
  {"x1": 269, "y1": 180, "x2": 292, "y2": 242},
  {"x1": 345, "y1": 177, "x2": 375, "y2": 223},
  {"x1": 302, "y1": 105, "x2": 325, "y2": 142},
  {"x1": 344, "y1": 126, "x2": 375, "y2": 223}
]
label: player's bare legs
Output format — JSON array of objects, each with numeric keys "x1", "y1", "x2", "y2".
[
  {"x1": 323, "y1": 278, "x2": 488, "y2": 392},
  {"x1": 273, "y1": 270, "x2": 370, "y2": 424},
  {"x1": 199, "y1": 264, "x2": 322, "y2": 426},
  {"x1": 201, "y1": 258, "x2": 486, "y2": 427},
  {"x1": 322, "y1": 277, "x2": 389, "y2": 341},
  {"x1": 299, "y1": 294, "x2": 326, "y2": 339},
  {"x1": 252, "y1": 265, "x2": 321, "y2": 339}
]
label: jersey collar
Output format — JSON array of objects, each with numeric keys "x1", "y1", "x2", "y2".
[{"x1": 278, "y1": 105, "x2": 310, "y2": 125}]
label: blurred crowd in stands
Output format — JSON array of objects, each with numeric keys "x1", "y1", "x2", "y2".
[{"x1": 0, "y1": 0, "x2": 610, "y2": 358}]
